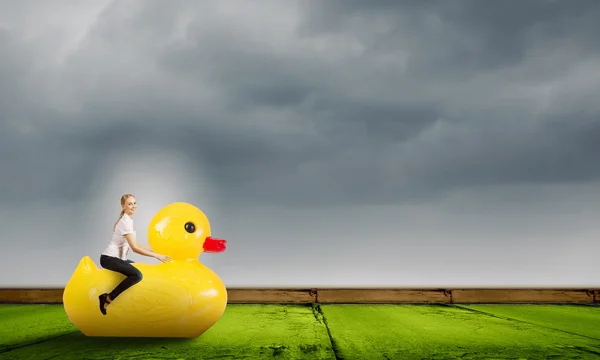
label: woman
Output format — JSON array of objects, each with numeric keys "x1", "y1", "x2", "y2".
[{"x1": 98, "y1": 193, "x2": 171, "y2": 315}]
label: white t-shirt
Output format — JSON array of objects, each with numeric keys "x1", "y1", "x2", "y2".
[{"x1": 102, "y1": 213, "x2": 136, "y2": 260}]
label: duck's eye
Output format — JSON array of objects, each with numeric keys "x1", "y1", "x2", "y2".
[{"x1": 184, "y1": 222, "x2": 195, "y2": 233}]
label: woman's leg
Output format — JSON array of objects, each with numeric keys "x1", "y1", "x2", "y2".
[{"x1": 98, "y1": 255, "x2": 143, "y2": 314}]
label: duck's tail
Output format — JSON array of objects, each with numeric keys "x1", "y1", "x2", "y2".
[
  {"x1": 73, "y1": 256, "x2": 100, "y2": 275},
  {"x1": 62, "y1": 256, "x2": 101, "y2": 307}
]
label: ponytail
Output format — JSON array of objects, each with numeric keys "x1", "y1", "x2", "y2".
[{"x1": 113, "y1": 209, "x2": 125, "y2": 231}]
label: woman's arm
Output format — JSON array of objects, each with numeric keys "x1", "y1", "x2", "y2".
[
  {"x1": 124, "y1": 234, "x2": 170, "y2": 262},
  {"x1": 137, "y1": 244, "x2": 154, "y2": 253}
]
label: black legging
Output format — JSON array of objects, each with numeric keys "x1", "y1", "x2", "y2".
[{"x1": 100, "y1": 255, "x2": 143, "y2": 300}]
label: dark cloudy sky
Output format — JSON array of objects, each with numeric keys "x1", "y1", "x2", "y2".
[{"x1": 1, "y1": 0, "x2": 600, "y2": 288}]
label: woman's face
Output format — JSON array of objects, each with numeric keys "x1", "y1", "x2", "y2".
[{"x1": 122, "y1": 196, "x2": 137, "y2": 216}]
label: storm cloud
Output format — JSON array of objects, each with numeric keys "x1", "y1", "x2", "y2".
[
  {"x1": 1, "y1": 0, "x2": 600, "y2": 287},
  {"x1": 2, "y1": 0, "x2": 600, "y2": 207}
]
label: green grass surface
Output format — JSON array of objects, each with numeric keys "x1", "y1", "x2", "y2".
[
  {"x1": 319, "y1": 304, "x2": 600, "y2": 360},
  {"x1": 0, "y1": 303, "x2": 599, "y2": 359},
  {"x1": 459, "y1": 304, "x2": 600, "y2": 339},
  {"x1": 0, "y1": 304, "x2": 334, "y2": 360},
  {"x1": 0, "y1": 304, "x2": 75, "y2": 353}
]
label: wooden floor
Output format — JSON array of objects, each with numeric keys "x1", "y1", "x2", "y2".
[{"x1": 1, "y1": 288, "x2": 598, "y2": 304}]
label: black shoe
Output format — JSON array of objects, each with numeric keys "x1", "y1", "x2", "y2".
[{"x1": 99, "y1": 294, "x2": 109, "y2": 315}]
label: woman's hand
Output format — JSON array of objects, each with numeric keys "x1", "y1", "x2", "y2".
[{"x1": 155, "y1": 254, "x2": 171, "y2": 263}]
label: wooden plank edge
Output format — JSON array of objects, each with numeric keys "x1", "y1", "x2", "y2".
[
  {"x1": 0, "y1": 288, "x2": 597, "y2": 304},
  {"x1": 316, "y1": 289, "x2": 452, "y2": 304},
  {"x1": 451, "y1": 289, "x2": 596, "y2": 304}
]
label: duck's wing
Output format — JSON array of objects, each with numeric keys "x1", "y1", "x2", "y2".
[{"x1": 105, "y1": 273, "x2": 192, "y2": 333}]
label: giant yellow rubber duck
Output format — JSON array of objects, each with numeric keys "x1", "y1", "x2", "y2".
[{"x1": 63, "y1": 202, "x2": 228, "y2": 338}]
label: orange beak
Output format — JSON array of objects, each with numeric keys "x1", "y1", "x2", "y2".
[{"x1": 203, "y1": 236, "x2": 227, "y2": 253}]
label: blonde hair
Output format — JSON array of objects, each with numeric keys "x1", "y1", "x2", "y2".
[{"x1": 114, "y1": 193, "x2": 135, "y2": 230}]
